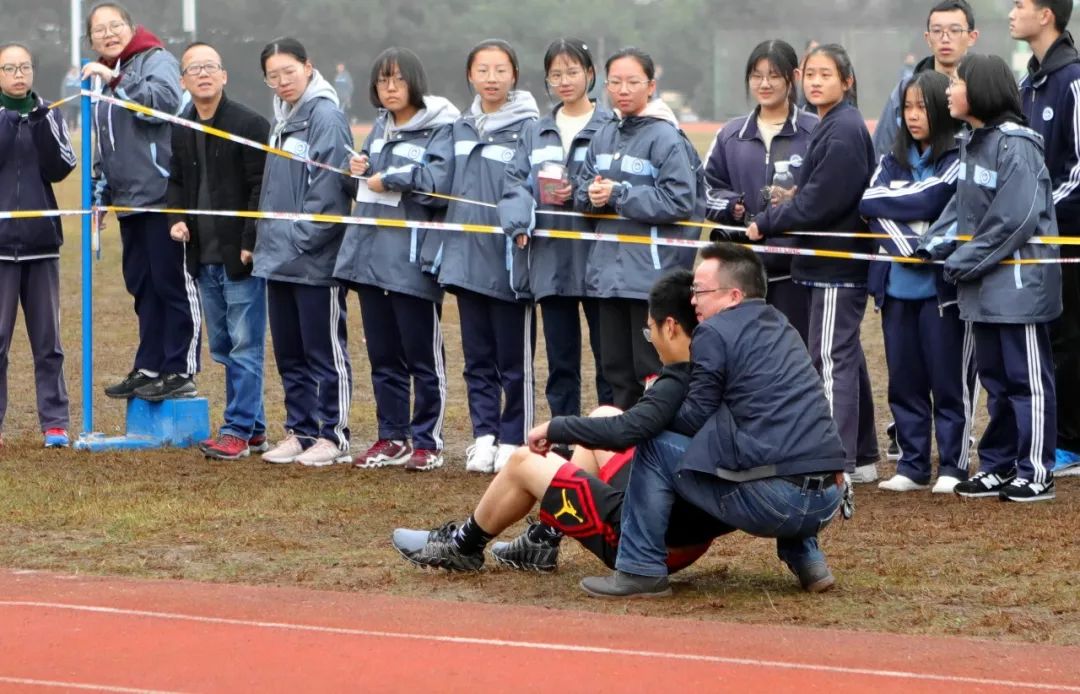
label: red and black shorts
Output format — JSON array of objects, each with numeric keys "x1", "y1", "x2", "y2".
[{"x1": 538, "y1": 449, "x2": 732, "y2": 571}]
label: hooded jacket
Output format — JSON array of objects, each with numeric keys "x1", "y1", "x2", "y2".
[
  {"x1": 754, "y1": 101, "x2": 876, "y2": 287},
  {"x1": 0, "y1": 93, "x2": 77, "y2": 260},
  {"x1": 872, "y1": 55, "x2": 936, "y2": 160},
  {"x1": 421, "y1": 91, "x2": 539, "y2": 302},
  {"x1": 703, "y1": 105, "x2": 818, "y2": 278},
  {"x1": 91, "y1": 28, "x2": 181, "y2": 211},
  {"x1": 572, "y1": 99, "x2": 705, "y2": 301},
  {"x1": 333, "y1": 95, "x2": 459, "y2": 303},
  {"x1": 497, "y1": 101, "x2": 615, "y2": 300},
  {"x1": 253, "y1": 71, "x2": 353, "y2": 287},
  {"x1": 918, "y1": 121, "x2": 1061, "y2": 324},
  {"x1": 1020, "y1": 31, "x2": 1080, "y2": 226},
  {"x1": 860, "y1": 145, "x2": 960, "y2": 309}
]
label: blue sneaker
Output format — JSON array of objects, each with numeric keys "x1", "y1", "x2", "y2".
[
  {"x1": 44, "y1": 428, "x2": 70, "y2": 448},
  {"x1": 1054, "y1": 448, "x2": 1080, "y2": 477}
]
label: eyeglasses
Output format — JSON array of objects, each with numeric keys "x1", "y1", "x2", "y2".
[
  {"x1": 605, "y1": 79, "x2": 650, "y2": 91},
  {"x1": 749, "y1": 73, "x2": 783, "y2": 86},
  {"x1": 376, "y1": 74, "x2": 406, "y2": 88},
  {"x1": 928, "y1": 25, "x2": 969, "y2": 40},
  {"x1": 546, "y1": 68, "x2": 584, "y2": 86},
  {"x1": 691, "y1": 285, "x2": 732, "y2": 297},
  {"x1": 181, "y1": 62, "x2": 222, "y2": 77},
  {"x1": 642, "y1": 325, "x2": 653, "y2": 343},
  {"x1": 90, "y1": 20, "x2": 129, "y2": 39},
  {"x1": 471, "y1": 66, "x2": 514, "y2": 80},
  {"x1": 264, "y1": 65, "x2": 303, "y2": 88},
  {"x1": 0, "y1": 63, "x2": 33, "y2": 76}
]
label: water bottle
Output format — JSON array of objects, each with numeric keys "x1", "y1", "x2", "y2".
[{"x1": 772, "y1": 160, "x2": 795, "y2": 192}]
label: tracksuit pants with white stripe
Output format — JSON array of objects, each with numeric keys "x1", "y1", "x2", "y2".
[
  {"x1": 267, "y1": 280, "x2": 352, "y2": 449},
  {"x1": 808, "y1": 286, "x2": 878, "y2": 473},
  {"x1": 972, "y1": 322, "x2": 1056, "y2": 484},
  {"x1": 456, "y1": 289, "x2": 535, "y2": 445},
  {"x1": 357, "y1": 286, "x2": 446, "y2": 451},
  {"x1": 119, "y1": 213, "x2": 201, "y2": 375},
  {"x1": 882, "y1": 299, "x2": 977, "y2": 483}
]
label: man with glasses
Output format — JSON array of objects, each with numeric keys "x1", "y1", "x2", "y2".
[
  {"x1": 166, "y1": 42, "x2": 270, "y2": 460},
  {"x1": 580, "y1": 243, "x2": 847, "y2": 599},
  {"x1": 872, "y1": 0, "x2": 979, "y2": 159}
]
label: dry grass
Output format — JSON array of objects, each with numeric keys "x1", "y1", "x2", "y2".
[{"x1": 1, "y1": 142, "x2": 1078, "y2": 647}]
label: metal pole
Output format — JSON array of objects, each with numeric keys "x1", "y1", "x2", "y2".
[
  {"x1": 70, "y1": 0, "x2": 82, "y2": 70},
  {"x1": 80, "y1": 64, "x2": 94, "y2": 435},
  {"x1": 182, "y1": 0, "x2": 197, "y2": 41}
]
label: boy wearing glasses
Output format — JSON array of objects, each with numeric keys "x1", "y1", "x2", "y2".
[{"x1": 166, "y1": 42, "x2": 270, "y2": 460}]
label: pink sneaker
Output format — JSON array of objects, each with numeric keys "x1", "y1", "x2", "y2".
[
  {"x1": 263, "y1": 434, "x2": 304, "y2": 464},
  {"x1": 296, "y1": 438, "x2": 352, "y2": 467}
]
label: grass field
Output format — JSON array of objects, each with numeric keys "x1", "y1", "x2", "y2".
[{"x1": 1, "y1": 135, "x2": 1078, "y2": 646}]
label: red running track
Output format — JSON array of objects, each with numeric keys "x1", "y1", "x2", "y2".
[{"x1": 0, "y1": 569, "x2": 1077, "y2": 693}]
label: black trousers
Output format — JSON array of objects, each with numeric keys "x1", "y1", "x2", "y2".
[{"x1": 597, "y1": 298, "x2": 661, "y2": 411}]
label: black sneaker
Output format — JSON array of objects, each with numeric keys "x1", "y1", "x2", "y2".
[
  {"x1": 133, "y1": 374, "x2": 197, "y2": 402},
  {"x1": 999, "y1": 478, "x2": 1055, "y2": 503},
  {"x1": 104, "y1": 370, "x2": 157, "y2": 399},
  {"x1": 490, "y1": 521, "x2": 561, "y2": 572},
  {"x1": 395, "y1": 521, "x2": 484, "y2": 572},
  {"x1": 886, "y1": 422, "x2": 900, "y2": 461},
  {"x1": 954, "y1": 470, "x2": 1014, "y2": 498}
]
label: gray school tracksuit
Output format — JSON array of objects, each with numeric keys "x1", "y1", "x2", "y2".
[
  {"x1": 255, "y1": 72, "x2": 354, "y2": 449},
  {"x1": 498, "y1": 102, "x2": 615, "y2": 417},
  {"x1": 421, "y1": 91, "x2": 539, "y2": 445},
  {"x1": 92, "y1": 46, "x2": 202, "y2": 377},
  {"x1": 572, "y1": 99, "x2": 704, "y2": 410},
  {"x1": 0, "y1": 94, "x2": 76, "y2": 434},
  {"x1": 919, "y1": 120, "x2": 1061, "y2": 485},
  {"x1": 334, "y1": 96, "x2": 459, "y2": 451}
]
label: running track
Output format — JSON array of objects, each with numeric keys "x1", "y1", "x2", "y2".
[{"x1": 0, "y1": 569, "x2": 1077, "y2": 693}]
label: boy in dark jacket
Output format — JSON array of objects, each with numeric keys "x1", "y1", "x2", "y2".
[{"x1": 0, "y1": 42, "x2": 77, "y2": 448}]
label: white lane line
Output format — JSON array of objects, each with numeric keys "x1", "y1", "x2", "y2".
[
  {"x1": 0, "y1": 676, "x2": 184, "y2": 693},
  {"x1": 2, "y1": 601, "x2": 1078, "y2": 692}
]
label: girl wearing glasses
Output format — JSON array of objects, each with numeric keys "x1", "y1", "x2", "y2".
[
  {"x1": 498, "y1": 38, "x2": 615, "y2": 441},
  {"x1": 703, "y1": 39, "x2": 816, "y2": 344},
  {"x1": 83, "y1": 2, "x2": 200, "y2": 403},
  {"x1": 334, "y1": 47, "x2": 460, "y2": 473},
  {"x1": 255, "y1": 37, "x2": 354, "y2": 467},
  {"x1": 0, "y1": 42, "x2": 77, "y2": 449},
  {"x1": 748, "y1": 44, "x2": 879, "y2": 484},
  {"x1": 421, "y1": 39, "x2": 540, "y2": 474},
  {"x1": 574, "y1": 47, "x2": 704, "y2": 411}
]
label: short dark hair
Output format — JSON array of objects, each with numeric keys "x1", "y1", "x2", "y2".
[
  {"x1": 744, "y1": 39, "x2": 799, "y2": 105},
  {"x1": 369, "y1": 47, "x2": 427, "y2": 111},
  {"x1": 1034, "y1": 0, "x2": 1072, "y2": 32},
  {"x1": 180, "y1": 41, "x2": 220, "y2": 66},
  {"x1": 605, "y1": 47, "x2": 656, "y2": 80},
  {"x1": 698, "y1": 243, "x2": 767, "y2": 299},
  {"x1": 804, "y1": 43, "x2": 859, "y2": 107},
  {"x1": 86, "y1": 2, "x2": 134, "y2": 39},
  {"x1": 893, "y1": 70, "x2": 961, "y2": 168},
  {"x1": 926, "y1": 0, "x2": 975, "y2": 30},
  {"x1": 260, "y1": 37, "x2": 308, "y2": 75},
  {"x1": 957, "y1": 53, "x2": 1024, "y2": 125},
  {"x1": 648, "y1": 269, "x2": 698, "y2": 335},
  {"x1": 466, "y1": 39, "x2": 519, "y2": 89},
  {"x1": 543, "y1": 38, "x2": 596, "y2": 97}
]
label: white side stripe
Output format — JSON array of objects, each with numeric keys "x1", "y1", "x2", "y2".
[
  {"x1": 431, "y1": 303, "x2": 447, "y2": 450},
  {"x1": 181, "y1": 244, "x2": 202, "y2": 376},
  {"x1": 958, "y1": 320, "x2": 978, "y2": 472},
  {"x1": 329, "y1": 286, "x2": 351, "y2": 450},
  {"x1": 819, "y1": 287, "x2": 837, "y2": 418},
  {"x1": 862, "y1": 160, "x2": 960, "y2": 201},
  {"x1": 522, "y1": 304, "x2": 535, "y2": 440},
  {"x1": 1025, "y1": 325, "x2": 1048, "y2": 484},
  {"x1": 1051, "y1": 79, "x2": 1080, "y2": 205},
  {"x1": 878, "y1": 219, "x2": 914, "y2": 257}
]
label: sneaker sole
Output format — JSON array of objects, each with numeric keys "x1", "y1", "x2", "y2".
[
  {"x1": 263, "y1": 454, "x2": 301, "y2": 464},
  {"x1": 298, "y1": 456, "x2": 353, "y2": 467},
  {"x1": 955, "y1": 490, "x2": 1005, "y2": 498},
  {"x1": 1000, "y1": 492, "x2": 1056, "y2": 503},
  {"x1": 355, "y1": 455, "x2": 411, "y2": 469},
  {"x1": 803, "y1": 575, "x2": 836, "y2": 593},
  {"x1": 579, "y1": 582, "x2": 672, "y2": 599},
  {"x1": 490, "y1": 552, "x2": 556, "y2": 573},
  {"x1": 137, "y1": 390, "x2": 199, "y2": 403},
  {"x1": 405, "y1": 460, "x2": 445, "y2": 473},
  {"x1": 203, "y1": 449, "x2": 251, "y2": 461},
  {"x1": 878, "y1": 483, "x2": 930, "y2": 492}
]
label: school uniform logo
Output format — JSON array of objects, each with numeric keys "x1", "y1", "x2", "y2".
[
  {"x1": 973, "y1": 164, "x2": 998, "y2": 189},
  {"x1": 789, "y1": 155, "x2": 804, "y2": 168},
  {"x1": 1043, "y1": 107, "x2": 1054, "y2": 122},
  {"x1": 281, "y1": 137, "x2": 308, "y2": 158}
]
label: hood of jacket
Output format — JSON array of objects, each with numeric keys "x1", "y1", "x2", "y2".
[
  {"x1": 384, "y1": 94, "x2": 461, "y2": 136},
  {"x1": 1028, "y1": 31, "x2": 1080, "y2": 83},
  {"x1": 272, "y1": 69, "x2": 338, "y2": 136},
  {"x1": 467, "y1": 90, "x2": 539, "y2": 135},
  {"x1": 616, "y1": 97, "x2": 679, "y2": 127}
]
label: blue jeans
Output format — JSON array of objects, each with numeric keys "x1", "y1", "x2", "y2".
[
  {"x1": 199, "y1": 265, "x2": 266, "y2": 439},
  {"x1": 615, "y1": 431, "x2": 842, "y2": 578}
]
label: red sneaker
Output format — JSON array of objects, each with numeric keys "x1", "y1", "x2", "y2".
[
  {"x1": 201, "y1": 434, "x2": 251, "y2": 460},
  {"x1": 405, "y1": 448, "x2": 444, "y2": 472},
  {"x1": 44, "y1": 428, "x2": 70, "y2": 448},
  {"x1": 355, "y1": 439, "x2": 412, "y2": 469},
  {"x1": 248, "y1": 434, "x2": 269, "y2": 453}
]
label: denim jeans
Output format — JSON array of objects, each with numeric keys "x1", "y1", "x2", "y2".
[
  {"x1": 615, "y1": 431, "x2": 842, "y2": 578},
  {"x1": 199, "y1": 265, "x2": 266, "y2": 439}
]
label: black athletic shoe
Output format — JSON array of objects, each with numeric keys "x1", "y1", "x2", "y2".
[
  {"x1": 104, "y1": 370, "x2": 157, "y2": 399},
  {"x1": 885, "y1": 422, "x2": 900, "y2": 461},
  {"x1": 134, "y1": 374, "x2": 197, "y2": 402},
  {"x1": 490, "y1": 521, "x2": 561, "y2": 572},
  {"x1": 999, "y1": 478, "x2": 1055, "y2": 503},
  {"x1": 954, "y1": 470, "x2": 1014, "y2": 498},
  {"x1": 396, "y1": 521, "x2": 484, "y2": 572}
]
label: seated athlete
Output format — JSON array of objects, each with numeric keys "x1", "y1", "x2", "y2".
[{"x1": 392, "y1": 269, "x2": 731, "y2": 572}]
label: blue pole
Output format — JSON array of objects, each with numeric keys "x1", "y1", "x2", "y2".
[{"x1": 80, "y1": 65, "x2": 93, "y2": 436}]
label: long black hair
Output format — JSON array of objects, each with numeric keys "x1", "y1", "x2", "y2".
[
  {"x1": 744, "y1": 39, "x2": 799, "y2": 106},
  {"x1": 956, "y1": 53, "x2": 1024, "y2": 126},
  {"x1": 804, "y1": 43, "x2": 858, "y2": 108},
  {"x1": 368, "y1": 47, "x2": 427, "y2": 111},
  {"x1": 892, "y1": 70, "x2": 961, "y2": 169}
]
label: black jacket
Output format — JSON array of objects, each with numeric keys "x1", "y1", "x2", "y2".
[
  {"x1": 167, "y1": 93, "x2": 270, "y2": 279},
  {"x1": 546, "y1": 363, "x2": 693, "y2": 450}
]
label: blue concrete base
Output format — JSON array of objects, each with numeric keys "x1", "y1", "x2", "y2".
[{"x1": 74, "y1": 397, "x2": 211, "y2": 452}]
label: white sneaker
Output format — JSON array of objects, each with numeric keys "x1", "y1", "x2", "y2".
[
  {"x1": 493, "y1": 443, "x2": 517, "y2": 472},
  {"x1": 296, "y1": 438, "x2": 353, "y2": 467},
  {"x1": 878, "y1": 474, "x2": 929, "y2": 492},
  {"x1": 932, "y1": 475, "x2": 962, "y2": 494},
  {"x1": 849, "y1": 463, "x2": 879, "y2": 484},
  {"x1": 465, "y1": 434, "x2": 497, "y2": 473},
  {"x1": 263, "y1": 434, "x2": 304, "y2": 464}
]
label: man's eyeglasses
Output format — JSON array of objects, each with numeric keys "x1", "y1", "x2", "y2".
[
  {"x1": 182, "y1": 62, "x2": 223, "y2": 77},
  {"x1": 642, "y1": 325, "x2": 653, "y2": 343},
  {"x1": 89, "y1": 21, "x2": 129, "y2": 39},
  {"x1": 691, "y1": 286, "x2": 731, "y2": 297},
  {"x1": 0, "y1": 63, "x2": 33, "y2": 77},
  {"x1": 928, "y1": 26, "x2": 969, "y2": 40}
]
